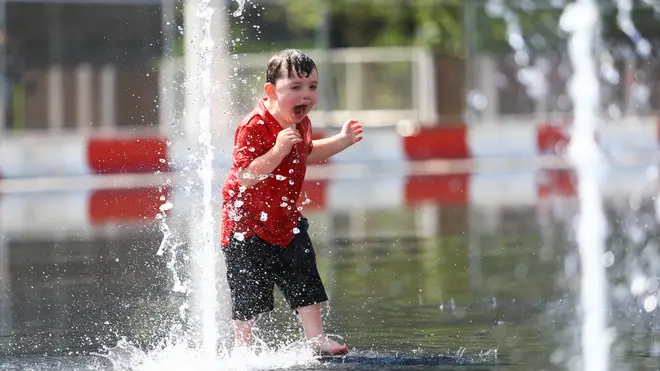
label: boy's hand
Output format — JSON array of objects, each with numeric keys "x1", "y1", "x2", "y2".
[
  {"x1": 274, "y1": 126, "x2": 302, "y2": 157},
  {"x1": 340, "y1": 119, "x2": 363, "y2": 147}
]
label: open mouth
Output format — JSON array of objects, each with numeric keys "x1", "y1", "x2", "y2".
[{"x1": 293, "y1": 104, "x2": 307, "y2": 116}]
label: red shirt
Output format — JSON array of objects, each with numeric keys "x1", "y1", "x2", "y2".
[{"x1": 220, "y1": 98, "x2": 314, "y2": 247}]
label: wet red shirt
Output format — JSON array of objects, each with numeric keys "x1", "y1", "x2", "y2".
[{"x1": 220, "y1": 98, "x2": 314, "y2": 247}]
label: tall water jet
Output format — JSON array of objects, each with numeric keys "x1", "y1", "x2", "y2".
[
  {"x1": 181, "y1": 0, "x2": 237, "y2": 360},
  {"x1": 560, "y1": 1, "x2": 611, "y2": 370}
]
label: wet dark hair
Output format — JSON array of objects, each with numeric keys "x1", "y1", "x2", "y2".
[{"x1": 266, "y1": 49, "x2": 317, "y2": 85}]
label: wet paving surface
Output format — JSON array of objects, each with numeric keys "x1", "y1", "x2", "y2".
[{"x1": 1, "y1": 170, "x2": 660, "y2": 370}]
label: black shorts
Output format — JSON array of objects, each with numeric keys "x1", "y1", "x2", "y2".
[{"x1": 222, "y1": 218, "x2": 328, "y2": 321}]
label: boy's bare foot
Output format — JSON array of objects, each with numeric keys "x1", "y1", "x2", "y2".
[{"x1": 308, "y1": 335, "x2": 349, "y2": 356}]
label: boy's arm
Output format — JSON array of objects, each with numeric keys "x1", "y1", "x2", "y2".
[
  {"x1": 236, "y1": 126, "x2": 301, "y2": 187},
  {"x1": 307, "y1": 119, "x2": 363, "y2": 164},
  {"x1": 237, "y1": 148, "x2": 287, "y2": 187}
]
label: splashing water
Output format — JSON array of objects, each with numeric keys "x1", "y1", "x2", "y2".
[
  {"x1": 101, "y1": 1, "x2": 328, "y2": 369},
  {"x1": 484, "y1": 0, "x2": 548, "y2": 104},
  {"x1": 102, "y1": 337, "x2": 322, "y2": 371},
  {"x1": 560, "y1": 1, "x2": 612, "y2": 370},
  {"x1": 103, "y1": 0, "x2": 233, "y2": 368},
  {"x1": 615, "y1": 0, "x2": 652, "y2": 116},
  {"x1": 615, "y1": 0, "x2": 651, "y2": 58},
  {"x1": 232, "y1": 0, "x2": 245, "y2": 17}
]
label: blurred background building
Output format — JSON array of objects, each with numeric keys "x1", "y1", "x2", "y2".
[{"x1": 1, "y1": 0, "x2": 659, "y2": 137}]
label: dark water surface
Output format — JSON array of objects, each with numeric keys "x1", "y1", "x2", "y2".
[{"x1": 1, "y1": 190, "x2": 660, "y2": 370}]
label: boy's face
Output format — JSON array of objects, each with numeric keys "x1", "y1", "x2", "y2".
[{"x1": 266, "y1": 67, "x2": 318, "y2": 124}]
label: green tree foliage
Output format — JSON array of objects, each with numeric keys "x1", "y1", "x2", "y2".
[
  {"x1": 226, "y1": 0, "x2": 465, "y2": 55},
  {"x1": 223, "y1": 0, "x2": 660, "y2": 58}
]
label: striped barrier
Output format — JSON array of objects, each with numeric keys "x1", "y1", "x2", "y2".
[
  {"x1": 0, "y1": 118, "x2": 658, "y2": 179},
  {"x1": 0, "y1": 167, "x2": 655, "y2": 234}
]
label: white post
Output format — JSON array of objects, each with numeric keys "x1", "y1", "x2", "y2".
[
  {"x1": 159, "y1": 59, "x2": 177, "y2": 136},
  {"x1": 76, "y1": 64, "x2": 94, "y2": 130},
  {"x1": 99, "y1": 64, "x2": 117, "y2": 130},
  {"x1": 48, "y1": 66, "x2": 64, "y2": 131},
  {"x1": 414, "y1": 49, "x2": 438, "y2": 126},
  {"x1": 477, "y1": 54, "x2": 499, "y2": 124},
  {"x1": 160, "y1": 0, "x2": 177, "y2": 136},
  {"x1": 345, "y1": 61, "x2": 363, "y2": 112}
]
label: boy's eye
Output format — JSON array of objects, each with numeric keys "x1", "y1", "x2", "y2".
[
  {"x1": 310, "y1": 85, "x2": 317, "y2": 90},
  {"x1": 291, "y1": 86, "x2": 301, "y2": 90}
]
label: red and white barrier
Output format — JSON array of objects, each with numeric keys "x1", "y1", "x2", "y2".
[
  {"x1": 1, "y1": 167, "x2": 655, "y2": 234},
  {"x1": 0, "y1": 118, "x2": 658, "y2": 179},
  {"x1": 0, "y1": 135, "x2": 171, "y2": 178},
  {"x1": 0, "y1": 187, "x2": 169, "y2": 234}
]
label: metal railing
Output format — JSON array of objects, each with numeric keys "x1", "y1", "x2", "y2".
[{"x1": 160, "y1": 46, "x2": 439, "y2": 135}]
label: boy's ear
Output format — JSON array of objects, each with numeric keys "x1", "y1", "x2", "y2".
[{"x1": 264, "y1": 82, "x2": 276, "y2": 98}]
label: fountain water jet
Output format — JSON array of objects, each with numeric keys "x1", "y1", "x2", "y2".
[
  {"x1": 560, "y1": 1, "x2": 612, "y2": 370},
  {"x1": 180, "y1": 0, "x2": 242, "y2": 361}
]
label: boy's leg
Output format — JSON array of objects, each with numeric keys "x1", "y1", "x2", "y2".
[
  {"x1": 275, "y1": 218, "x2": 348, "y2": 355},
  {"x1": 297, "y1": 303, "x2": 348, "y2": 355},
  {"x1": 233, "y1": 318, "x2": 255, "y2": 348},
  {"x1": 296, "y1": 303, "x2": 323, "y2": 339},
  {"x1": 223, "y1": 235, "x2": 276, "y2": 347}
]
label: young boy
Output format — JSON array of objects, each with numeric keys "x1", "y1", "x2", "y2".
[{"x1": 220, "y1": 49, "x2": 363, "y2": 355}]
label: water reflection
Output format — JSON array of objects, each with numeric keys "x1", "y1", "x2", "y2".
[
  {"x1": 0, "y1": 168, "x2": 659, "y2": 369},
  {"x1": 0, "y1": 225, "x2": 175, "y2": 356}
]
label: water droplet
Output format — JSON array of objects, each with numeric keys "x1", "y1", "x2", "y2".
[
  {"x1": 280, "y1": 202, "x2": 288, "y2": 207},
  {"x1": 297, "y1": 206, "x2": 303, "y2": 211},
  {"x1": 602, "y1": 251, "x2": 615, "y2": 267},
  {"x1": 289, "y1": 169, "x2": 294, "y2": 174},
  {"x1": 304, "y1": 249, "x2": 310, "y2": 253},
  {"x1": 293, "y1": 227, "x2": 300, "y2": 235},
  {"x1": 293, "y1": 159, "x2": 299, "y2": 164},
  {"x1": 234, "y1": 232, "x2": 245, "y2": 241},
  {"x1": 276, "y1": 175, "x2": 287, "y2": 181},
  {"x1": 239, "y1": 186, "x2": 247, "y2": 193},
  {"x1": 289, "y1": 179, "x2": 295, "y2": 185},
  {"x1": 260, "y1": 212, "x2": 268, "y2": 221},
  {"x1": 632, "y1": 275, "x2": 647, "y2": 296},
  {"x1": 232, "y1": 0, "x2": 245, "y2": 17},
  {"x1": 467, "y1": 90, "x2": 488, "y2": 111},
  {"x1": 302, "y1": 198, "x2": 311, "y2": 205},
  {"x1": 159, "y1": 201, "x2": 173, "y2": 212},
  {"x1": 249, "y1": 147, "x2": 255, "y2": 152},
  {"x1": 234, "y1": 200, "x2": 244, "y2": 208},
  {"x1": 644, "y1": 295, "x2": 658, "y2": 312}
]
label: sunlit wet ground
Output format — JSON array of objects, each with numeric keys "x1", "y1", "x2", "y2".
[{"x1": 2, "y1": 163, "x2": 660, "y2": 370}]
